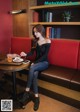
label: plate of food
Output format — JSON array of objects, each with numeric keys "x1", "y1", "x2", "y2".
[{"x1": 13, "y1": 57, "x2": 23, "y2": 63}]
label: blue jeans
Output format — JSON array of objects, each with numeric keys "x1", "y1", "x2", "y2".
[{"x1": 27, "y1": 61, "x2": 49, "y2": 94}]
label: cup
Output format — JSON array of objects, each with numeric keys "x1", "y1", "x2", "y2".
[{"x1": 7, "y1": 54, "x2": 13, "y2": 62}]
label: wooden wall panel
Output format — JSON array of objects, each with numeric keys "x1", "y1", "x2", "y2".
[{"x1": 12, "y1": 0, "x2": 29, "y2": 37}]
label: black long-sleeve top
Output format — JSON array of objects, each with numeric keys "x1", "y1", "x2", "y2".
[{"x1": 27, "y1": 43, "x2": 51, "y2": 63}]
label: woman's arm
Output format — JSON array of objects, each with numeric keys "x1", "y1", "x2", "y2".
[
  {"x1": 20, "y1": 47, "x2": 36, "y2": 57},
  {"x1": 27, "y1": 47, "x2": 36, "y2": 57}
]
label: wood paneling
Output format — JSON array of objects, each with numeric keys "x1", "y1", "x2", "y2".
[{"x1": 12, "y1": 0, "x2": 29, "y2": 37}]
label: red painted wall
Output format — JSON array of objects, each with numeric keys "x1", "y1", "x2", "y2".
[{"x1": 0, "y1": 0, "x2": 13, "y2": 54}]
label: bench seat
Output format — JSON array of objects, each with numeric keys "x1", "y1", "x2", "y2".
[
  {"x1": 39, "y1": 65, "x2": 76, "y2": 88},
  {"x1": 70, "y1": 70, "x2": 80, "y2": 91}
]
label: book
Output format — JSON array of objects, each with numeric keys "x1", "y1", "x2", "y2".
[
  {"x1": 46, "y1": 27, "x2": 52, "y2": 38},
  {"x1": 56, "y1": 28, "x2": 61, "y2": 38},
  {"x1": 49, "y1": 12, "x2": 53, "y2": 22},
  {"x1": 42, "y1": 10, "x2": 45, "y2": 22},
  {"x1": 46, "y1": 12, "x2": 49, "y2": 22},
  {"x1": 51, "y1": 27, "x2": 55, "y2": 39},
  {"x1": 49, "y1": 27, "x2": 52, "y2": 38},
  {"x1": 33, "y1": 11, "x2": 39, "y2": 22},
  {"x1": 46, "y1": 12, "x2": 53, "y2": 22}
]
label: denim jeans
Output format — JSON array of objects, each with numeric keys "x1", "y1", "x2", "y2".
[{"x1": 27, "y1": 61, "x2": 49, "y2": 94}]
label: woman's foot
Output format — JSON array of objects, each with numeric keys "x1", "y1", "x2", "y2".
[{"x1": 33, "y1": 97, "x2": 40, "y2": 111}]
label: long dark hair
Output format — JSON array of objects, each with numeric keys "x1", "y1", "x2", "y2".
[
  {"x1": 32, "y1": 24, "x2": 45, "y2": 47},
  {"x1": 32, "y1": 24, "x2": 45, "y2": 38}
]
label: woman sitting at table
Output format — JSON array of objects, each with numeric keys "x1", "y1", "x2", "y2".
[{"x1": 20, "y1": 24, "x2": 51, "y2": 111}]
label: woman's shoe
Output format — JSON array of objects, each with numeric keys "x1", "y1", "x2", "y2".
[
  {"x1": 20, "y1": 91, "x2": 31, "y2": 106},
  {"x1": 33, "y1": 97, "x2": 40, "y2": 111}
]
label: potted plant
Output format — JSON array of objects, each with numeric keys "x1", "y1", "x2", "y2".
[{"x1": 62, "y1": 11, "x2": 72, "y2": 22}]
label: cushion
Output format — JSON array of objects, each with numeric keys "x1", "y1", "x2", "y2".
[
  {"x1": 78, "y1": 42, "x2": 80, "y2": 70},
  {"x1": 11, "y1": 37, "x2": 31, "y2": 54},
  {"x1": 48, "y1": 39, "x2": 79, "y2": 69}
]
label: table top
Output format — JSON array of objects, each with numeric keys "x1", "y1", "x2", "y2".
[
  {"x1": 0, "y1": 58, "x2": 30, "y2": 72},
  {"x1": 0, "y1": 59, "x2": 23, "y2": 65},
  {"x1": 0, "y1": 54, "x2": 6, "y2": 60}
]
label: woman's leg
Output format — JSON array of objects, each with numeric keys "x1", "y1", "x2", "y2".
[
  {"x1": 32, "y1": 71, "x2": 38, "y2": 95},
  {"x1": 27, "y1": 61, "x2": 49, "y2": 111},
  {"x1": 21, "y1": 61, "x2": 49, "y2": 109},
  {"x1": 26, "y1": 61, "x2": 49, "y2": 91}
]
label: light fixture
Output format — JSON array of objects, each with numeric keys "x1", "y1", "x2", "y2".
[{"x1": 8, "y1": 9, "x2": 26, "y2": 14}]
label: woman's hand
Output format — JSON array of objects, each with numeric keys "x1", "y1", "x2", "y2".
[
  {"x1": 20, "y1": 52, "x2": 27, "y2": 57},
  {"x1": 31, "y1": 63, "x2": 34, "y2": 66},
  {"x1": 12, "y1": 53, "x2": 20, "y2": 58}
]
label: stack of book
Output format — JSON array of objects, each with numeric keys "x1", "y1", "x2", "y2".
[{"x1": 46, "y1": 27, "x2": 61, "y2": 39}]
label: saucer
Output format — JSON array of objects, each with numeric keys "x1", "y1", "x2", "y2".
[{"x1": 13, "y1": 58, "x2": 23, "y2": 63}]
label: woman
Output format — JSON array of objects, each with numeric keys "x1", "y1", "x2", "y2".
[{"x1": 20, "y1": 24, "x2": 51, "y2": 111}]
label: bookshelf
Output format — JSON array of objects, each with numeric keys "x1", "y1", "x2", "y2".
[
  {"x1": 28, "y1": 0, "x2": 80, "y2": 39},
  {"x1": 30, "y1": 2, "x2": 80, "y2": 10},
  {"x1": 30, "y1": 22, "x2": 80, "y2": 26}
]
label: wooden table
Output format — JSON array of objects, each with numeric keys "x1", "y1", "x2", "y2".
[{"x1": 0, "y1": 59, "x2": 30, "y2": 99}]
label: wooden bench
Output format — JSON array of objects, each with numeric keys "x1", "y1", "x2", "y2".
[{"x1": 11, "y1": 37, "x2": 80, "y2": 109}]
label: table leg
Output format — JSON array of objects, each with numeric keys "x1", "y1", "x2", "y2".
[
  {"x1": 12, "y1": 72, "x2": 17, "y2": 99},
  {"x1": 12, "y1": 72, "x2": 24, "y2": 108}
]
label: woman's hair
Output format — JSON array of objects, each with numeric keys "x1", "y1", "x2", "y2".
[{"x1": 32, "y1": 24, "x2": 45, "y2": 37}]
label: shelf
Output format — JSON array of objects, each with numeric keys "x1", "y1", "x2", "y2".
[
  {"x1": 30, "y1": 2, "x2": 80, "y2": 10},
  {"x1": 30, "y1": 22, "x2": 80, "y2": 26},
  {"x1": 29, "y1": 0, "x2": 80, "y2": 39}
]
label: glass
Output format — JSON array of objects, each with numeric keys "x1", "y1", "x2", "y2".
[{"x1": 7, "y1": 54, "x2": 13, "y2": 62}]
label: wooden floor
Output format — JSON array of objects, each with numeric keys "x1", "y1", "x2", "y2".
[
  {"x1": 0, "y1": 73, "x2": 80, "y2": 112},
  {"x1": 14, "y1": 94, "x2": 80, "y2": 112}
]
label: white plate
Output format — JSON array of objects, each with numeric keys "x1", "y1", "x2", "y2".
[{"x1": 13, "y1": 58, "x2": 23, "y2": 63}]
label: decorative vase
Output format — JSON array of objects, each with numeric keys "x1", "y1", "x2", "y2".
[
  {"x1": 64, "y1": 17, "x2": 70, "y2": 22},
  {"x1": 66, "y1": 17, "x2": 70, "y2": 22}
]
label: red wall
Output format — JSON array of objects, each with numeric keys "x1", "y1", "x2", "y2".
[{"x1": 0, "y1": 0, "x2": 13, "y2": 54}]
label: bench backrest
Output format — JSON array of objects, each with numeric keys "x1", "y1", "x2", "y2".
[
  {"x1": 48, "y1": 39, "x2": 79, "y2": 69},
  {"x1": 11, "y1": 37, "x2": 80, "y2": 69},
  {"x1": 11, "y1": 37, "x2": 36, "y2": 60},
  {"x1": 11, "y1": 37, "x2": 31, "y2": 54},
  {"x1": 78, "y1": 42, "x2": 80, "y2": 70}
]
